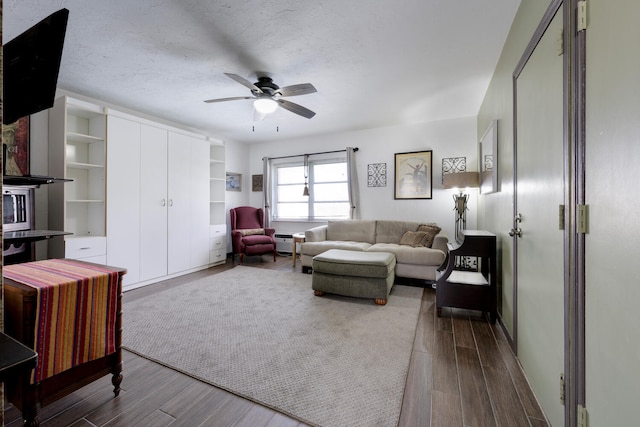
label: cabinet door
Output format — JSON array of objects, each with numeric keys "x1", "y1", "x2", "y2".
[
  {"x1": 167, "y1": 132, "x2": 192, "y2": 274},
  {"x1": 140, "y1": 125, "x2": 168, "y2": 281},
  {"x1": 190, "y1": 138, "x2": 211, "y2": 268},
  {"x1": 106, "y1": 115, "x2": 141, "y2": 286}
]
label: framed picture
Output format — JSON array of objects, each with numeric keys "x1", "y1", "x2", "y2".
[
  {"x1": 367, "y1": 163, "x2": 387, "y2": 187},
  {"x1": 252, "y1": 174, "x2": 263, "y2": 192},
  {"x1": 394, "y1": 150, "x2": 432, "y2": 199},
  {"x1": 226, "y1": 172, "x2": 242, "y2": 192},
  {"x1": 2, "y1": 116, "x2": 30, "y2": 176}
]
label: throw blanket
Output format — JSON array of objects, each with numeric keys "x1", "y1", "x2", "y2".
[{"x1": 3, "y1": 259, "x2": 120, "y2": 383}]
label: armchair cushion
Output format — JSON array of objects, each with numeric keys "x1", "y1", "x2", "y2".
[{"x1": 238, "y1": 228, "x2": 265, "y2": 236}]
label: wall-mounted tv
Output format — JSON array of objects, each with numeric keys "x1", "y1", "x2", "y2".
[{"x1": 3, "y1": 8, "x2": 69, "y2": 125}]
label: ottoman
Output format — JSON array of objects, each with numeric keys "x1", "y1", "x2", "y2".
[{"x1": 312, "y1": 249, "x2": 396, "y2": 305}]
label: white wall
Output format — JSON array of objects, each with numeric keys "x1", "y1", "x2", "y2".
[{"x1": 243, "y1": 116, "x2": 479, "y2": 239}]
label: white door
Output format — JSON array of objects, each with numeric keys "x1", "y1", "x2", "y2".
[
  {"x1": 189, "y1": 138, "x2": 211, "y2": 268},
  {"x1": 167, "y1": 132, "x2": 191, "y2": 274},
  {"x1": 106, "y1": 115, "x2": 141, "y2": 287},
  {"x1": 514, "y1": 9, "x2": 565, "y2": 426},
  {"x1": 584, "y1": 0, "x2": 640, "y2": 424},
  {"x1": 140, "y1": 125, "x2": 168, "y2": 281}
]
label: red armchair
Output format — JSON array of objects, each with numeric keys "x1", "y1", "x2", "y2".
[{"x1": 230, "y1": 206, "x2": 277, "y2": 264}]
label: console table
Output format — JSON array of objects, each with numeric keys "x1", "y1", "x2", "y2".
[{"x1": 435, "y1": 230, "x2": 497, "y2": 323}]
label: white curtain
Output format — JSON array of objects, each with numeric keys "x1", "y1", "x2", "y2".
[
  {"x1": 262, "y1": 157, "x2": 272, "y2": 227},
  {"x1": 346, "y1": 147, "x2": 359, "y2": 219}
]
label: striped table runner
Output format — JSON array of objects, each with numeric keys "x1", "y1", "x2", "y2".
[{"x1": 3, "y1": 259, "x2": 120, "y2": 384}]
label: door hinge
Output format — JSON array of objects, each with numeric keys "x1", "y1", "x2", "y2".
[
  {"x1": 577, "y1": 1, "x2": 588, "y2": 32},
  {"x1": 578, "y1": 204, "x2": 588, "y2": 234},
  {"x1": 578, "y1": 404, "x2": 588, "y2": 427},
  {"x1": 559, "y1": 204, "x2": 565, "y2": 230},
  {"x1": 560, "y1": 373, "x2": 566, "y2": 405}
]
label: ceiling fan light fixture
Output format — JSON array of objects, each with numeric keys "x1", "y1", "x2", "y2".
[{"x1": 253, "y1": 98, "x2": 278, "y2": 114}]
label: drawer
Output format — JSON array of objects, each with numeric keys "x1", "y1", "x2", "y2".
[
  {"x1": 209, "y1": 224, "x2": 226, "y2": 237},
  {"x1": 209, "y1": 248, "x2": 226, "y2": 264},
  {"x1": 65, "y1": 236, "x2": 106, "y2": 259},
  {"x1": 209, "y1": 235, "x2": 226, "y2": 251}
]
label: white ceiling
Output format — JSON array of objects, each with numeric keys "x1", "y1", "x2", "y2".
[{"x1": 4, "y1": 0, "x2": 520, "y2": 144}]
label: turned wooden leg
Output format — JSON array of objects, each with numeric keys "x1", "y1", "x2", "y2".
[
  {"x1": 112, "y1": 363, "x2": 123, "y2": 396},
  {"x1": 239, "y1": 254, "x2": 244, "y2": 265},
  {"x1": 314, "y1": 290, "x2": 325, "y2": 297},
  {"x1": 374, "y1": 298, "x2": 387, "y2": 306}
]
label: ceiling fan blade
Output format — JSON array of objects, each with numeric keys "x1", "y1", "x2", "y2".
[
  {"x1": 277, "y1": 83, "x2": 317, "y2": 97},
  {"x1": 277, "y1": 99, "x2": 316, "y2": 119},
  {"x1": 203, "y1": 96, "x2": 253, "y2": 103},
  {"x1": 224, "y1": 73, "x2": 262, "y2": 93}
]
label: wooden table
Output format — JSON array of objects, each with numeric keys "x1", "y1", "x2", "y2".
[
  {"x1": 292, "y1": 233, "x2": 305, "y2": 267},
  {"x1": 3, "y1": 259, "x2": 126, "y2": 427}
]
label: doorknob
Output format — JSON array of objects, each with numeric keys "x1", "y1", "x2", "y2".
[
  {"x1": 515, "y1": 213, "x2": 523, "y2": 223},
  {"x1": 509, "y1": 228, "x2": 523, "y2": 237}
]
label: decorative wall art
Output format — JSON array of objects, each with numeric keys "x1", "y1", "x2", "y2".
[
  {"x1": 226, "y1": 172, "x2": 242, "y2": 192},
  {"x1": 479, "y1": 120, "x2": 498, "y2": 194},
  {"x1": 2, "y1": 116, "x2": 30, "y2": 176},
  {"x1": 394, "y1": 150, "x2": 432, "y2": 200},
  {"x1": 252, "y1": 174, "x2": 263, "y2": 192},
  {"x1": 367, "y1": 163, "x2": 387, "y2": 187},
  {"x1": 441, "y1": 157, "x2": 467, "y2": 184}
]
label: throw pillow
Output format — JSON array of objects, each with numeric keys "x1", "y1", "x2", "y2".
[
  {"x1": 417, "y1": 224, "x2": 441, "y2": 248},
  {"x1": 400, "y1": 230, "x2": 429, "y2": 247},
  {"x1": 239, "y1": 228, "x2": 265, "y2": 236}
]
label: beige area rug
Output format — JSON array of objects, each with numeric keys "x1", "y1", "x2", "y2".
[{"x1": 122, "y1": 266, "x2": 422, "y2": 427}]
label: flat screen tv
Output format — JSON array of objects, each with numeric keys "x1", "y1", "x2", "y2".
[{"x1": 3, "y1": 8, "x2": 69, "y2": 125}]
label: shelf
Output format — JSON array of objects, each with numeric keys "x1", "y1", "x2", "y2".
[
  {"x1": 67, "y1": 132, "x2": 104, "y2": 144},
  {"x1": 210, "y1": 200, "x2": 225, "y2": 204},
  {"x1": 66, "y1": 162, "x2": 105, "y2": 170},
  {"x1": 67, "y1": 199, "x2": 105, "y2": 203}
]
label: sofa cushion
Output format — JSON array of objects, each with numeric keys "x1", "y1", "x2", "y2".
[
  {"x1": 367, "y1": 243, "x2": 446, "y2": 266},
  {"x1": 375, "y1": 221, "x2": 422, "y2": 244},
  {"x1": 417, "y1": 224, "x2": 441, "y2": 247},
  {"x1": 301, "y1": 241, "x2": 372, "y2": 257},
  {"x1": 400, "y1": 231, "x2": 431, "y2": 247},
  {"x1": 327, "y1": 220, "x2": 376, "y2": 244}
]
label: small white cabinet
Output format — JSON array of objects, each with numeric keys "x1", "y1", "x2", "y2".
[{"x1": 48, "y1": 96, "x2": 106, "y2": 263}]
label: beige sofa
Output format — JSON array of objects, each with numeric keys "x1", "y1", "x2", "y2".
[{"x1": 301, "y1": 220, "x2": 448, "y2": 282}]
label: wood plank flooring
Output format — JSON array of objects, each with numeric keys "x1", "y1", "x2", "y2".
[{"x1": 3, "y1": 254, "x2": 549, "y2": 426}]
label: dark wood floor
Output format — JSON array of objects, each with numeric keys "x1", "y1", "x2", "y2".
[{"x1": 4, "y1": 254, "x2": 549, "y2": 426}]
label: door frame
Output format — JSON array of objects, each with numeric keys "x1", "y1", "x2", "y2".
[{"x1": 511, "y1": 1, "x2": 586, "y2": 426}]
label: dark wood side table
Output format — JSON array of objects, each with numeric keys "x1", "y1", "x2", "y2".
[
  {"x1": 0, "y1": 332, "x2": 37, "y2": 383},
  {"x1": 435, "y1": 230, "x2": 497, "y2": 323}
]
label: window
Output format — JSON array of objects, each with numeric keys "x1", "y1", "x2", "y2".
[{"x1": 273, "y1": 157, "x2": 350, "y2": 220}]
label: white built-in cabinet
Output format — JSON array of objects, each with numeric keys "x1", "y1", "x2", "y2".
[
  {"x1": 48, "y1": 96, "x2": 107, "y2": 263},
  {"x1": 209, "y1": 142, "x2": 226, "y2": 264},
  {"x1": 105, "y1": 110, "x2": 223, "y2": 289}
]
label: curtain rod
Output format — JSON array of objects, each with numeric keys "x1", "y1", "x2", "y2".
[{"x1": 264, "y1": 147, "x2": 358, "y2": 161}]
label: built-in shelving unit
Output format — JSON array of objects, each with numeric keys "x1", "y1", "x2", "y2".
[
  {"x1": 209, "y1": 140, "x2": 226, "y2": 265},
  {"x1": 48, "y1": 96, "x2": 107, "y2": 263}
]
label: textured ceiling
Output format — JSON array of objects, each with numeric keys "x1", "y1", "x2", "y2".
[{"x1": 4, "y1": 0, "x2": 520, "y2": 144}]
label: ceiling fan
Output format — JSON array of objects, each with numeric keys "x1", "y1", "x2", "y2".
[{"x1": 204, "y1": 73, "x2": 317, "y2": 119}]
